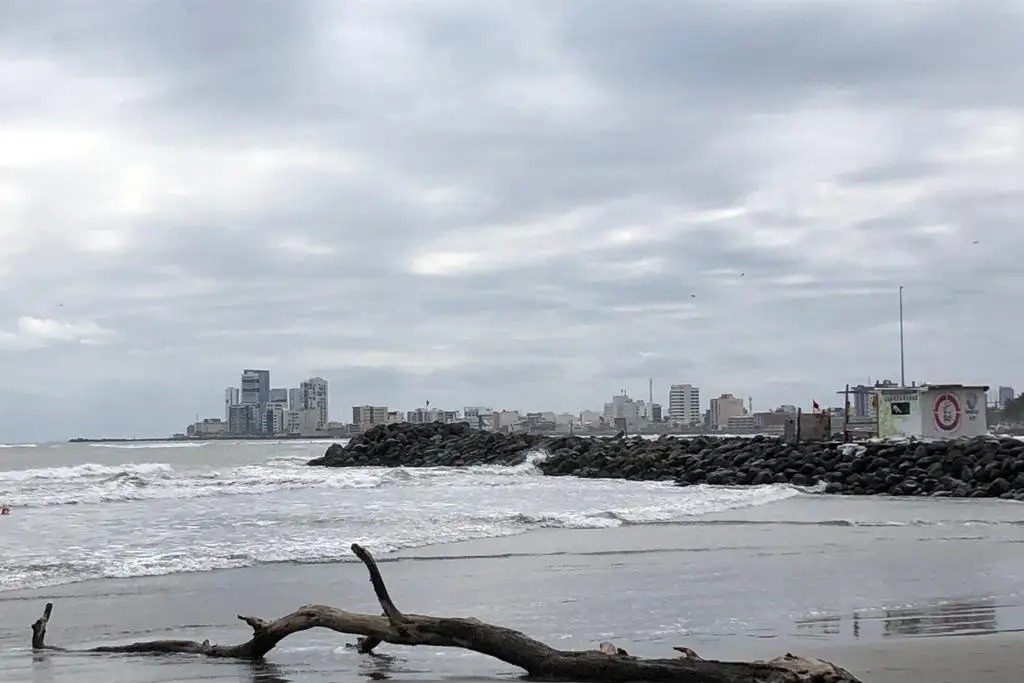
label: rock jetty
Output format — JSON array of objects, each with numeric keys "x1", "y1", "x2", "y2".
[{"x1": 307, "y1": 422, "x2": 1024, "y2": 499}]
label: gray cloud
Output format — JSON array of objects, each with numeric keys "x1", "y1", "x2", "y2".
[{"x1": 0, "y1": 0, "x2": 1022, "y2": 441}]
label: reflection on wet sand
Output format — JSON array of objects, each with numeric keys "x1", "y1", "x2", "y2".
[
  {"x1": 793, "y1": 595, "x2": 1014, "y2": 640},
  {"x1": 880, "y1": 599, "x2": 998, "y2": 637},
  {"x1": 357, "y1": 651, "x2": 403, "y2": 681},
  {"x1": 249, "y1": 661, "x2": 290, "y2": 683}
]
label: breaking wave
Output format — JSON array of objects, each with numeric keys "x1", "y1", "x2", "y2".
[
  {"x1": 0, "y1": 447, "x2": 822, "y2": 591},
  {"x1": 4, "y1": 444, "x2": 1015, "y2": 594},
  {"x1": 0, "y1": 451, "x2": 550, "y2": 508}
]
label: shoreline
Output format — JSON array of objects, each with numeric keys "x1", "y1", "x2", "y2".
[
  {"x1": 2, "y1": 524, "x2": 1022, "y2": 683},
  {"x1": 67, "y1": 434, "x2": 342, "y2": 443}
]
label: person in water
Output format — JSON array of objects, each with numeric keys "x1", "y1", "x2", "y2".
[{"x1": 0, "y1": 505, "x2": 10, "y2": 515}]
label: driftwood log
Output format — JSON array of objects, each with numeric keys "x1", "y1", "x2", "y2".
[{"x1": 31, "y1": 543, "x2": 861, "y2": 682}]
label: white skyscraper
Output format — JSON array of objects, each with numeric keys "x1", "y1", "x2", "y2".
[
  {"x1": 668, "y1": 384, "x2": 701, "y2": 425},
  {"x1": 299, "y1": 377, "x2": 329, "y2": 429}
]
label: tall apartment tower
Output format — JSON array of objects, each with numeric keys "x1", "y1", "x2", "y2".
[
  {"x1": 240, "y1": 369, "x2": 270, "y2": 406},
  {"x1": 668, "y1": 384, "x2": 701, "y2": 425},
  {"x1": 300, "y1": 377, "x2": 329, "y2": 429}
]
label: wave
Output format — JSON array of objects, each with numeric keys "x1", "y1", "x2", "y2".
[
  {"x1": 89, "y1": 442, "x2": 208, "y2": 449},
  {"x1": 4, "y1": 448, "x2": 1012, "y2": 594},
  {"x1": 0, "y1": 449, "x2": 551, "y2": 508},
  {"x1": 0, "y1": 479, "x2": 813, "y2": 591}
]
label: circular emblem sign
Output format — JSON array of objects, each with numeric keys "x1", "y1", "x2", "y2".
[{"x1": 932, "y1": 393, "x2": 962, "y2": 432}]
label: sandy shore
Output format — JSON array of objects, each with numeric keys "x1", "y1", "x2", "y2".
[
  {"x1": 2, "y1": 524, "x2": 1021, "y2": 682},
  {"x1": 810, "y1": 633, "x2": 1024, "y2": 683}
]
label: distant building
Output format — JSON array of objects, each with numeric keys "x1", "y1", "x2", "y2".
[
  {"x1": 288, "y1": 388, "x2": 302, "y2": 412},
  {"x1": 224, "y1": 387, "x2": 240, "y2": 421},
  {"x1": 228, "y1": 403, "x2": 260, "y2": 436},
  {"x1": 753, "y1": 409, "x2": 790, "y2": 434},
  {"x1": 187, "y1": 418, "x2": 228, "y2": 439},
  {"x1": 241, "y1": 369, "x2": 270, "y2": 407},
  {"x1": 464, "y1": 406, "x2": 494, "y2": 429},
  {"x1": 269, "y1": 388, "x2": 288, "y2": 405},
  {"x1": 668, "y1": 384, "x2": 700, "y2": 425},
  {"x1": 998, "y1": 386, "x2": 1015, "y2": 408},
  {"x1": 726, "y1": 414, "x2": 755, "y2": 433},
  {"x1": 604, "y1": 393, "x2": 641, "y2": 426},
  {"x1": 710, "y1": 393, "x2": 746, "y2": 431},
  {"x1": 353, "y1": 405, "x2": 388, "y2": 432},
  {"x1": 406, "y1": 407, "x2": 437, "y2": 424},
  {"x1": 299, "y1": 377, "x2": 329, "y2": 429},
  {"x1": 286, "y1": 409, "x2": 319, "y2": 436},
  {"x1": 492, "y1": 410, "x2": 522, "y2": 432},
  {"x1": 262, "y1": 404, "x2": 287, "y2": 435},
  {"x1": 849, "y1": 380, "x2": 898, "y2": 418}
]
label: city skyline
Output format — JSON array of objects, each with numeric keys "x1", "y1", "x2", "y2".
[
  {"x1": 2, "y1": 2, "x2": 1022, "y2": 443},
  {"x1": 182, "y1": 365, "x2": 1018, "y2": 441}
]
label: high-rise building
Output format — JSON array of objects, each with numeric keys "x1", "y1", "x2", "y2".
[
  {"x1": 268, "y1": 388, "x2": 288, "y2": 405},
  {"x1": 228, "y1": 403, "x2": 260, "y2": 436},
  {"x1": 241, "y1": 369, "x2": 270, "y2": 406},
  {"x1": 299, "y1": 377, "x2": 329, "y2": 429},
  {"x1": 668, "y1": 384, "x2": 701, "y2": 425},
  {"x1": 224, "y1": 387, "x2": 240, "y2": 421},
  {"x1": 288, "y1": 388, "x2": 302, "y2": 412}
]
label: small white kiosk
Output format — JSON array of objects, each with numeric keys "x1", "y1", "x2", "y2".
[{"x1": 875, "y1": 384, "x2": 989, "y2": 439}]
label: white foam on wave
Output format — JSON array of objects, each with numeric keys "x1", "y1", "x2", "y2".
[
  {"x1": 0, "y1": 445, "x2": 829, "y2": 591},
  {"x1": 473, "y1": 481, "x2": 809, "y2": 530},
  {"x1": 0, "y1": 478, "x2": 813, "y2": 591},
  {"x1": 0, "y1": 449, "x2": 551, "y2": 508},
  {"x1": 90, "y1": 441, "x2": 207, "y2": 449}
]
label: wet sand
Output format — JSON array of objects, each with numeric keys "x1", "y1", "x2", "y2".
[
  {"x1": 2, "y1": 523, "x2": 1022, "y2": 682},
  {"x1": 812, "y1": 633, "x2": 1024, "y2": 682}
]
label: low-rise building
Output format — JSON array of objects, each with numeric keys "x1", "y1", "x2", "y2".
[
  {"x1": 875, "y1": 384, "x2": 989, "y2": 439},
  {"x1": 186, "y1": 418, "x2": 229, "y2": 439}
]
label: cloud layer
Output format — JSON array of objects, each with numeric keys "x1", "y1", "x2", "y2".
[{"x1": 1, "y1": 0, "x2": 1022, "y2": 440}]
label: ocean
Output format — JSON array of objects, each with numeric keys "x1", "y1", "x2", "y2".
[{"x1": 1, "y1": 439, "x2": 1023, "y2": 683}]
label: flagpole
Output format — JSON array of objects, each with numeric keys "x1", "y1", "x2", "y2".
[{"x1": 898, "y1": 286, "x2": 906, "y2": 387}]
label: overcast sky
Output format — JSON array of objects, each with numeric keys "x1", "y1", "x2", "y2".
[{"x1": 1, "y1": 1, "x2": 1022, "y2": 441}]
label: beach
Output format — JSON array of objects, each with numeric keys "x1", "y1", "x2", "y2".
[
  {"x1": 2, "y1": 440, "x2": 1023, "y2": 682},
  {"x1": 3, "y1": 523, "x2": 1024, "y2": 682}
]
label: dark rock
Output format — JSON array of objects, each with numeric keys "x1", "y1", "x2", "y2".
[{"x1": 306, "y1": 422, "x2": 1024, "y2": 498}]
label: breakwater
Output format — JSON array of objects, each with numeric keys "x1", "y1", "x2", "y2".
[{"x1": 307, "y1": 422, "x2": 1024, "y2": 499}]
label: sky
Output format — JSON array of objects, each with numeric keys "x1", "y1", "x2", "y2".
[{"x1": 1, "y1": 0, "x2": 1022, "y2": 441}]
